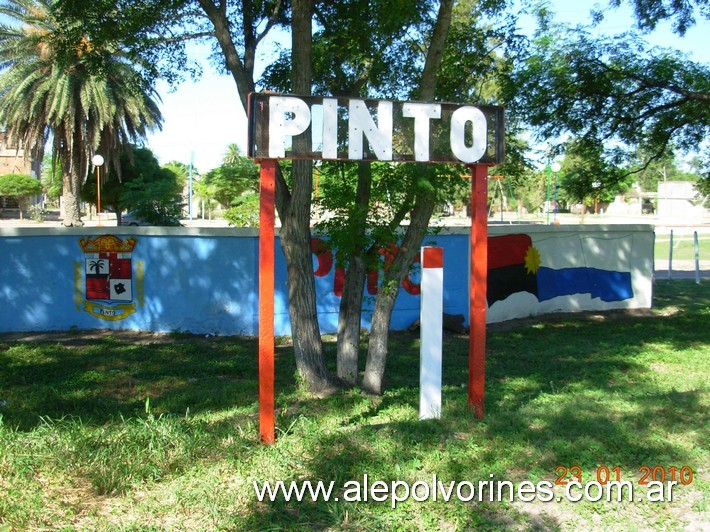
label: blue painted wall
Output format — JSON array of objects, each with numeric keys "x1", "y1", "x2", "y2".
[
  {"x1": 0, "y1": 225, "x2": 653, "y2": 336},
  {"x1": 0, "y1": 230, "x2": 260, "y2": 335}
]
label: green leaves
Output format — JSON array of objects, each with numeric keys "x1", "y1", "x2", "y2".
[
  {"x1": 224, "y1": 192, "x2": 260, "y2": 227},
  {"x1": 557, "y1": 137, "x2": 630, "y2": 204},
  {"x1": 609, "y1": 0, "x2": 709, "y2": 36},
  {"x1": 202, "y1": 151, "x2": 259, "y2": 209},
  {"x1": 120, "y1": 175, "x2": 183, "y2": 226},
  {"x1": 0, "y1": 173, "x2": 41, "y2": 197},
  {"x1": 0, "y1": 0, "x2": 164, "y2": 224},
  {"x1": 505, "y1": 25, "x2": 710, "y2": 177},
  {"x1": 79, "y1": 145, "x2": 182, "y2": 225},
  {"x1": 0, "y1": 173, "x2": 42, "y2": 219}
]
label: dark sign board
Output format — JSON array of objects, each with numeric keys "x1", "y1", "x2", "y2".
[{"x1": 248, "y1": 93, "x2": 504, "y2": 165}]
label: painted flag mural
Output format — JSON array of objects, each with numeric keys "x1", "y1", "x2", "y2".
[
  {"x1": 487, "y1": 234, "x2": 539, "y2": 304},
  {"x1": 487, "y1": 233, "x2": 634, "y2": 307},
  {"x1": 534, "y1": 233, "x2": 634, "y2": 302}
]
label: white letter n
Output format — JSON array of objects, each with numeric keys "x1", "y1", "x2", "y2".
[{"x1": 349, "y1": 100, "x2": 392, "y2": 160}]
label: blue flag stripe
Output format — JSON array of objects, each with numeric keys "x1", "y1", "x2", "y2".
[{"x1": 537, "y1": 267, "x2": 633, "y2": 302}]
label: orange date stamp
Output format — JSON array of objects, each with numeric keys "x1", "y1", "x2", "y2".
[{"x1": 555, "y1": 465, "x2": 694, "y2": 486}]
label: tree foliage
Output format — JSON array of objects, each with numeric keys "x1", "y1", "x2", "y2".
[
  {"x1": 630, "y1": 147, "x2": 702, "y2": 193},
  {"x1": 0, "y1": 0, "x2": 163, "y2": 226},
  {"x1": 608, "y1": 0, "x2": 710, "y2": 36},
  {"x1": 0, "y1": 172, "x2": 42, "y2": 218},
  {"x1": 81, "y1": 146, "x2": 182, "y2": 225},
  {"x1": 504, "y1": 3, "x2": 710, "y2": 185},
  {"x1": 223, "y1": 192, "x2": 259, "y2": 226},
  {"x1": 0, "y1": 172, "x2": 42, "y2": 197},
  {"x1": 557, "y1": 137, "x2": 631, "y2": 206},
  {"x1": 40, "y1": 154, "x2": 62, "y2": 200},
  {"x1": 162, "y1": 160, "x2": 191, "y2": 189},
  {"x1": 120, "y1": 175, "x2": 183, "y2": 225},
  {"x1": 202, "y1": 147, "x2": 258, "y2": 209}
]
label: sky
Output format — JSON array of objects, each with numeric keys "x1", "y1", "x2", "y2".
[{"x1": 145, "y1": 1, "x2": 710, "y2": 174}]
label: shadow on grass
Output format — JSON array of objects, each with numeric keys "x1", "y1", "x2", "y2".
[
  {"x1": 0, "y1": 338, "x2": 270, "y2": 430},
  {"x1": 0, "y1": 280, "x2": 707, "y2": 528},
  {"x1": 237, "y1": 281, "x2": 708, "y2": 528}
]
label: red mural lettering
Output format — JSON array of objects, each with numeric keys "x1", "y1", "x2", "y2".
[
  {"x1": 311, "y1": 238, "x2": 333, "y2": 277},
  {"x1": 402, "y1": 255, "x2": 421, "y2": 296},
  {"x1": 378, "y1": 243, "x2": 421, "y2": 296},
  {"x1": 334, "y1": 267, "x2": 345, "y2": 297},
  {"x1": 310, "y1": 238, "x2": 421, "y2": 297},
  {"x1": 367, "y1": 269, "x2": 379, "y2": 295}
]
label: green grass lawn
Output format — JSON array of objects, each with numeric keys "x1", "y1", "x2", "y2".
[
  {"x1": 655, "y1": 234, "x2": 709, "y2": 262},
  {"x1": 1, "y1": 280, "x2": 708, "y2": 529}
]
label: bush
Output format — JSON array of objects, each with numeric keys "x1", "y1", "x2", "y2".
[
  {"x1": 224, "y1": 193, "x2": 259, "y2": 227},
  {"x1": 0, "y1": 173, "x2": 42, "y2": 219},
  {"x1": 27, "y1": 204, "x2": 45, "y2": 222}
]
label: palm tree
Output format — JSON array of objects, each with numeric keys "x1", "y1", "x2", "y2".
[
  {"x1": 0, "y1": 0, "x2": 163, "y2": 226},
  {"x1": 88, "y1": 260, "x2": 105, "y2": 274},
  {"x1": 222, "y1": 143, "x2": 242, "y2": 166}
]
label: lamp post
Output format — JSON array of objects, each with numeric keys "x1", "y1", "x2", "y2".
[
  {"x1": 545, "y1": 163, "x2": 551, "y2": 224},
  {"x1": 188, "y1": 151, "x2": 194, "y2": 221},
  {"x1": 592, "y1": 180, "x2": 601, "y2": 214},
  {"x1": 92, "y1": 154, "x2": 104, "y2": 226},
  {"x1": 546, "y1": 161, "x2": 561, "y2": 224},
  {"x1": 551, "y1": 162, "x2": 561, "y2": 222}
]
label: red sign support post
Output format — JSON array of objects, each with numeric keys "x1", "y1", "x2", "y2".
[
  {"x1": 468, "y1": 164, "x2": 489, "y2": 418},
  {"x1": 258, "y1": 159, "x2": 276, "y2": 444}
]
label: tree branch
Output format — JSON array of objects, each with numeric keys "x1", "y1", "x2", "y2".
[{"x1": 254, "y1": 0, "x2": 283, "y2": 48}]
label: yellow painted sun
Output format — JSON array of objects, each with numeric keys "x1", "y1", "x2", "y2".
[{"x1": 524, "y1": 245, "x2": 542, "y2": 275}]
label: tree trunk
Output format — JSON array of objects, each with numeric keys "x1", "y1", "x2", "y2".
[
  {"x1": 60, "y1": 143, "x2": 84, "y2": 227},
  {"x1": 280, "y1": 163, "x2": 337, "y2": 393},
  {"x1": 198, "y1": 0, "x2": 336, "y2": 394},
  {"x1": 418, "y1": 0, "x2": 454, "y2": 101},
  {"x1": 197, "y1": 0, "x2": 255, "y2": 110},
  {"x1": 279, "y1": 0, "x2": 338, "y2": 394},
  {"x1": 61, "y1": 171, "x2": 83, "y2": 226},
  {"x1": 336, "y1": 162, "x2": 372, "y2": 385},
  {"x1": 361, "y1": 0, "x2": 454, "y2": 394},
  {"x1": 362, "y1": 188, "x2": 437, "y2": 394}
]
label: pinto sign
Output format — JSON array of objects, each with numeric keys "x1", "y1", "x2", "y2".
[
  {"x1": 248, "y1": 92, "x2": 503, "y2": 443},
  {"x1": 248, "y1": 93, "x2": 504, "y2": 164}
]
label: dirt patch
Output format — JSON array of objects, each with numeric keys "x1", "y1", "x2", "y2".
[
  {"x1": 486, "y1": 307, "x2": 674, "y2": 333},
  {"x1": 0, "y1": 307, "x2": 675, "y2": 347},
  {"x1": 0, "y1": 329, "x2": 242, "y2": 347}
]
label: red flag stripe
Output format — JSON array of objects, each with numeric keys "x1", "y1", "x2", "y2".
[{"x1": 487, "y1": 234, "x2": 533, "y2": 270}]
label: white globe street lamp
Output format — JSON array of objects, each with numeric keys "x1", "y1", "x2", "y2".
[{"x1": 592, "y1": 180, "x2": 602, "y2": 214}]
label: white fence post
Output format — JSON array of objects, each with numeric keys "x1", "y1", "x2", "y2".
[
  {"x1": 693, "y1": 231, "x2": 700, "y2": 284},
  {"x1": 668, "y1": 229, "x2": 674, "y2": 280},
  {"x1": 420, "y1": 246, "x2": 443, "y2": 420}
]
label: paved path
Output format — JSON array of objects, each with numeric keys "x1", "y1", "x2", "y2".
[{"x1": 654, "y1": 259, "x2": 710, "y2": 280}]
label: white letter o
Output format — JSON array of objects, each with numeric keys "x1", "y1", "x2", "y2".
[{"x1": 450, "y1": 106, "x2": 487, "y2": 163}]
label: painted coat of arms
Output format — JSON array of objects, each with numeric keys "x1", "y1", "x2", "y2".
[{"x1": 74, "y1": 235, "x2": 144, "y2": 320}]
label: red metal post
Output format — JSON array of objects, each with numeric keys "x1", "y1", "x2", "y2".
[
  {"x1": 259, "y1": 159, "x2": 276, "y2": 443},
  {"x1": 469, "y1": 164, "x2": 488, "y2": 418}
]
